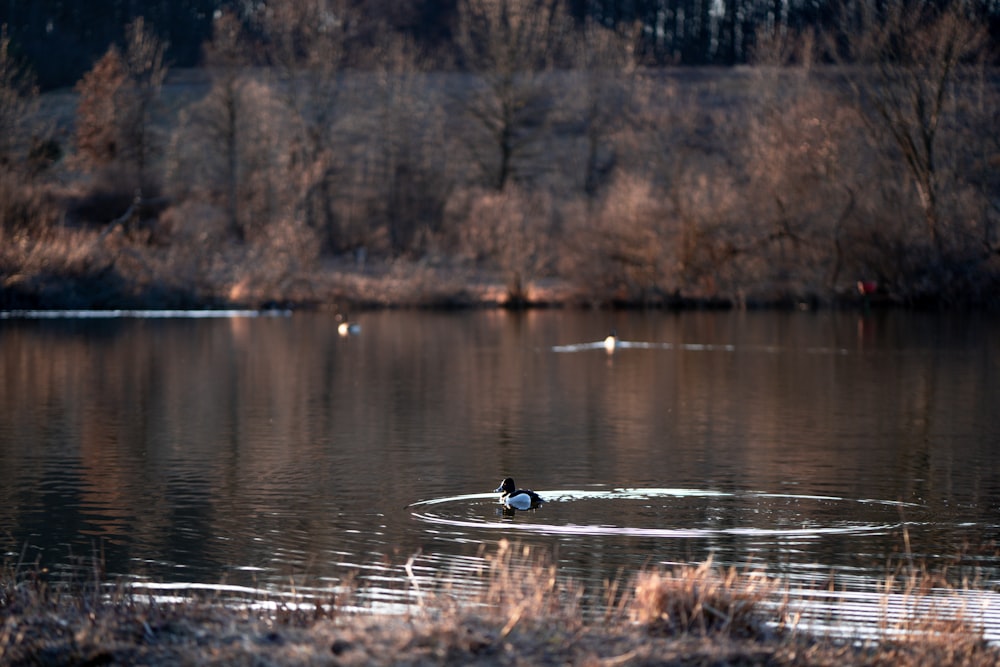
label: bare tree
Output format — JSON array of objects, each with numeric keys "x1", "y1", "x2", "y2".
[
  {"x1": 456, "y1": 184, "x2": 555, "y2": 302},
  {"x1": 0, "y1": 23, "x2": 48, "y2": 234},
  {"x1": 261, "y1": 1, "x2": 440, "y2": 259},
  {"x1": 260, "y1": 0, "x2": 353, "y2": 252},
  {"x1": 453, "y1": 0, "x2": 573, "y2": 191},
  {"x1": 572, "y1": 18, "x2": 636, "y2": 198},
  {"x1": 0, "y1": 24, "x2": 37, "y2": 164},
  {"x1": 184, "y1": 9, "x2": 251, "y2": 241},
  {"x1": 75, "y1": 18, "x2": 167, "y2": 193},
  {"x1": 619, "y1": 71, "x2": 737, "y2": 298},
  {"x1": 172, "y1": 4, "x2": 329, "y2": 268},
  {"x1": 75, "y1": 48, "x2": 128, "y2": 171},
  {"x1": 835, "y1": 0, "x2": 988, "y2": 259},
  {"x1": 365, "y1": 33, "x2": 448, "y2": 255},
  {"x1": 119, "y1": 17, "x2": 168, "y2": 192},
  {"x1": 743, "y1": 27, "x2": 865, "y2": 297}
]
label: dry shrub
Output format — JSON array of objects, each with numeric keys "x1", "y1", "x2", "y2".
[
  {"x1": 741, "y1": 69, "x2": 862, "y2": 299},
  {"x1": 0, "y1": 168, "x2": 59, "y2": 236},
  {"x1": 198, "y1": 224, "x2": 321, "y2": 307},
  {"x1": 563, "y1": 168, "x2": 745, "y2": 304},
  {"x1": 138, "y1": 200, "x2": 227, "y2": 300},
  {"x1": 210, "y1": 240, "x2": 315, "y2": 307},
  {"x1": 630, "y1": 559, "x2": 779, "y2": 639},
  {"x1": 561, "y1": 173, "x2": 671, "y2": 303},
  {"x1": 666, "y1": 170, "x2": 747, "y2": 299},
  {"x1": 447, "y1": 186, "x2": 555, "y2": 302},
  {"x1": 474, "y1": 539, "x2": 583, "y2": 636},
  {"x1": 0, "y1": 225, "x2": 101, "y2": 278},
  {"x1": 0, "y1": 223, "x2": 137, "y2": 309},
  {"x1": 159, "y1": 200, "x2": 229, "y2": 249},
  {"x1": 872, "y1": 568, "x2": 991, "y2": 652},
  {"x1": 5, "y1": 549, "x2": 1000, "y2": 666},
  {"x1": 238, "y1": 215, "x2": 322, "y2": 300},
  {"x1": 65, "y1": 176, "x2": 140, "y2": 228},
  {"x1": 109, "y1": 197, "x2": 321, "y2": 307}
]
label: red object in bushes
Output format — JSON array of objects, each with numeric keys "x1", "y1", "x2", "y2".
[{"x1": 857, "y1": 280, "x2": 878, "y2": 296}]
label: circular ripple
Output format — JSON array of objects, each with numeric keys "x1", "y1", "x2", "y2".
[{"x1": 410, "y1": 488, "x2": 920, "y2": 539}]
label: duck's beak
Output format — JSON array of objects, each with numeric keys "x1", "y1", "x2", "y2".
[{"x1": 494, "y1": 484, "x2": 503, "y2": 493}]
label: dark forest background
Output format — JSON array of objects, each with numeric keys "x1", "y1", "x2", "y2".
[{"x1": 5, "y1": 0, "x2": 999, "y2": 90}]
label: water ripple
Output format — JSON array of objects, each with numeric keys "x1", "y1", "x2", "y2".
[
  {"x1": 410, "y1": 488, "x2": 916, "y2": 540},
  {"x1": 550, "y1": 340, "x2": 849, "y2": 354}
]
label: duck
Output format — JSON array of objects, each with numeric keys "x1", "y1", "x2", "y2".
[
  {"x1": 603, "y1": 330, "x2": 618, "y2": 354},
  {"x1": 494, "y1": 477, "x2": 544, "y2": 510},
  {"x1": 336, "y1": 313, "x2": 361, "y2": 336}
]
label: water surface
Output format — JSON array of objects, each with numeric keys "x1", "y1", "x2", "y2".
[{"x1": 2, "y1": 309, "x2": 999, "y2": 627}]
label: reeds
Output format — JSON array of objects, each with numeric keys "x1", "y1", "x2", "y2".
[
  {"x1": 475, "y1": 539, "x2": 583, "y2": 635},
  {"x1": 629, "y1": 556, "x2": 780, "y2": 639},
  {"x1": 3, "y1": 544, "x2": 1000, "y2": 666}
]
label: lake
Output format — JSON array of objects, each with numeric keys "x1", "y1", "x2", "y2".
[{"x1": 2, "y1": 308, "x2": 999, "y2": 631}]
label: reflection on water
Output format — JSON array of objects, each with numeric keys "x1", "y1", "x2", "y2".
[{"x1": 2, "y1": 309, "x2": 1000, "y2": 629}]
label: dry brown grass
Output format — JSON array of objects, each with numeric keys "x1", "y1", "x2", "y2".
[
  {"x1": 3, "y1": 544, "x2": 1000, "y2": 666},
  {"x1": 472, "y1": 540, "x2": 584, "y2": 636},
  {"x1": 1, "y1": 191, "x2": 577, "y2": 309},
  {"x1": 867, "y1": 567, "x2": 995, "y2": 661},
  {"x1": 629, "y1": 557, "x2": 780, "y2": 639}
]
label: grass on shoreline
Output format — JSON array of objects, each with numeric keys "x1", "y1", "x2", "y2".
[
  {"x1": 0, "y1": 221, "x2": 581, "y2": 311},
  {"x1": 2, "y1": 541, "x2": 999, "y2": 666}
]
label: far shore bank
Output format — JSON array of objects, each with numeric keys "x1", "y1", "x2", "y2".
[
  {"x1": 0, "y1": 256, "x2": 904, "y2": 314},
  {"x1": 7, "y1": 55, "x2": 998, "y2": 315}
]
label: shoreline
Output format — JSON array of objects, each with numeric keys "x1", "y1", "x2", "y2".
[
  {"x1": 4, "y1": 551, "x2": 999, "y2": 666},
  {"x1": 0, "y1": 257, "x2": 901, "y2": 314}
]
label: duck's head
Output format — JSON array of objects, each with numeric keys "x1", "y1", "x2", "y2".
[{"x1": 494, "y1": 477, "x2": 516, "y2": 495}]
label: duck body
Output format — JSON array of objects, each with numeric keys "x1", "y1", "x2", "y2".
[
  {"x1": 494, "y1": 477, "x2": 544, "y2": 510},
  {"x1": 336, "y1": 313, "x2": 361, "y2": 336},
  {"x1": 337, "y1": 321, "x2": 361, "y2": 336},
  {"x1": 603, "y1": 331, "x2": 617, "y2": 353}
]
